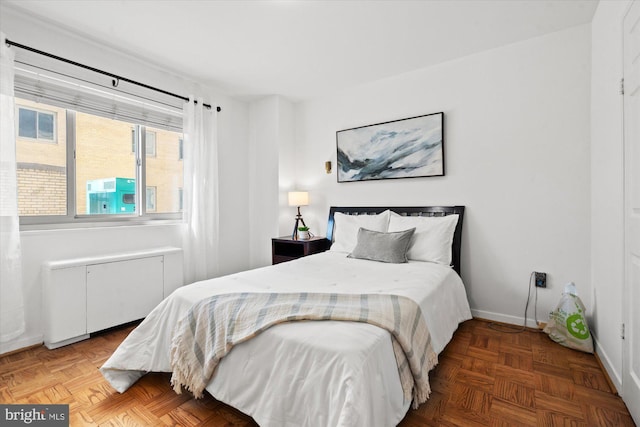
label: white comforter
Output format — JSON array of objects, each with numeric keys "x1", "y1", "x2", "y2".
[{"x1": 100, "y1": 251, "x2": 472, "y2": 427}]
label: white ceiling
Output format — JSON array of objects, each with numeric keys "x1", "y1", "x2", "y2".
[{"x1": 3, "y1": 0, "x2": 598, "y2": 102}]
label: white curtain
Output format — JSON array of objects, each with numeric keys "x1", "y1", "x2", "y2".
[
  {"x1": 0, "y1": 32, "x2": 25, "y2": 342},
  {"x1": 182, "y1": 97, "x2": 220, "y2": 284}
]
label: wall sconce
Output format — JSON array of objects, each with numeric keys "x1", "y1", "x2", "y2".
[{"x1": 325, "y1": 161, "x2": 332, "y2": 174}]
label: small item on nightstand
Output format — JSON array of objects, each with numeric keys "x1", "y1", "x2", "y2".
[{"x1": 298, "y1": 226, "x2": 311, "y2": 240}]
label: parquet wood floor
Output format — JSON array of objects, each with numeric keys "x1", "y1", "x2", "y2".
[{"x1": 0, "y1": 318, "x2": 635, "y2": 426}]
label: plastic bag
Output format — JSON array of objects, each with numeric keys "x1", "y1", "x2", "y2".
[{"x1": 543, "y1": 282, "x2": 594, "y2": 353}]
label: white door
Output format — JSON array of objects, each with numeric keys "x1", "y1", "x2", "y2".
[{"x1": 623, "y1": 1, "x2": 640, "y2": 424}]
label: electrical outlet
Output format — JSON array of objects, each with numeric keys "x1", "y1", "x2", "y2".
[{"x1": 534, "y1": 272, "x2": 547, "y2": 288}]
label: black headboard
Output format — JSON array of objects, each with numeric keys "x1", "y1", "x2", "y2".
[{"x1": 326, "y1": 206, "x2": 465, "y2": 277}]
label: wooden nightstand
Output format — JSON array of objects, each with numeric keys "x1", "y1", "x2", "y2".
[{"x1": 271, "y1": 236, "x2": 330, "y2": 264}]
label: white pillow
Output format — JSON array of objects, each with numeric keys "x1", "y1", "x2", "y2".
[
  {"x1": 330, "y1": 210, "x2": 390, "y2": 253},
  {"x1": 387, "y1": 212, "x2": 459, "y2": 265}
]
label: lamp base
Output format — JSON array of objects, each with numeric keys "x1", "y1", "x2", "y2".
[{"x1": 292, "y1": 207, "x2": 307, "y2": 240}]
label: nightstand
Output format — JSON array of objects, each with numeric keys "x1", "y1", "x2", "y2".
[{"x1": 271, "y1": 236, "x2": 330, "y2": 264}]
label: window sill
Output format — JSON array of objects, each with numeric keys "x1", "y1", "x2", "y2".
[{"x1": 20, "y1": 217, "x2": 183, "y2": 233}]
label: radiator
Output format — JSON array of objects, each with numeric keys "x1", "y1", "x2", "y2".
[{"x1": 43, "y1": 247, "x2": 183, "y2": 349}]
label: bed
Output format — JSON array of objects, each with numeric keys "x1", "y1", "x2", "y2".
[{"x1": 100, "y1": 206, "x2": 472, "y2": 427}]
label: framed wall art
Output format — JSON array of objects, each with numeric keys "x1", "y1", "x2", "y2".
[{"x1": 336, "y1": 112, "x2": 444, "y2": 183}]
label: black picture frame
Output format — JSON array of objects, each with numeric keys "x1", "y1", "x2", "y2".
[{"x1": 336, "y1": 112, "x2": 444, "y2": 183}]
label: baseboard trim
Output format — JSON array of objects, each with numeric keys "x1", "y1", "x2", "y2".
[
  {"x1": 0, "y1": 334, "x2": 44, "y2": 356},
  {"x1": 471, "y1": 308, "x2": 540, "y2": 329},
  {"x1": 592, "y1": 334, "x2": 623, "y2": 394}
]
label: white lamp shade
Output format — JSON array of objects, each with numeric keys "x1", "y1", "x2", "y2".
[{"x1": 288, "y1": 191, "x2": 309, "y2": 206}]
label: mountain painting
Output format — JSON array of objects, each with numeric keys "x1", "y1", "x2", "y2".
[{"x1": 336, "y1": 113, "x2": 444, "y2": 182}]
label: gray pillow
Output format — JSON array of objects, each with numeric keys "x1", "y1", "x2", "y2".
[{"x1": 348, "y1": 227, "x2": 416, "y2": 263}]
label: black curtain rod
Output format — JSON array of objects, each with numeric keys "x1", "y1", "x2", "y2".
[{"x1": 5, "y1": 39, "x2": 221, "y2": 112}]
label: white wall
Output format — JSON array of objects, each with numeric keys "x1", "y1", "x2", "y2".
[
  {"x1": 218, "y1": 98, "x2": 252, "y2": 277},
  {"x1": 248, "y1": 95, "x2": 296, "y2": 268},
  {"x1": 249, "y1": 97, "x2": 280, "y2": 267},
  {"x1": 278, "y1": 98, "x2": 297, "y2": 237},
  {"x1": 0, "y1": 6, "x2": 252, "y2": 354},
  {"x1": 294, "y1": 24, "x2": 592, "y2": 327},
  {"x1": 589, "y1": 0, "x2": 630, "y2": 393}
]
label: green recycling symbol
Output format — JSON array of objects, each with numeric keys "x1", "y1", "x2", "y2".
[{"x1": 566, "y1": 314, "x2": 590, "y2": 340}]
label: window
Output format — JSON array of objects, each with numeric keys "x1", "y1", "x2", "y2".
[
  {"x1": 18, "y1": 107, "x2": 56, "y2": 141},
  {"x1": 16, "y1": 100, "x2": 66, "y2": 217},
  {"x1": 16, "y1": 97, "x2": 183, "y2": 224},
  {"x1": 77, "y1": 112, "x2": 138, "y2": 215},
  {"x1": 146, "y1": 186, "x2": 156, "y2": 212},
  {"x1": 145, "y1": 126, "x2": 183, "y2": 214},
  {"x1": 146, "y1": 131, "x2": 157, "y2": 157},
  {"x1": 131, "y1": 129, "x2": 157, "y2": 157},
  {"x1": 14, "y1": 65, "x2": 184, "y2": 226}
]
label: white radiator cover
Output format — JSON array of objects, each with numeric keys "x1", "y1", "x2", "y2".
[{"x1": 43, "y1": 247, "x2": 183, "y2": 349}]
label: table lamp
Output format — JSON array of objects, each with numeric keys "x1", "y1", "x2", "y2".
[{"x1": 288, "y1": 191, "x2": 309, "y2": 240}]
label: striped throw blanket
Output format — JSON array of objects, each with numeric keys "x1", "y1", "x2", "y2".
[{"x1": 170, "y1": 292, "x2": 437, "y2": 408}]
